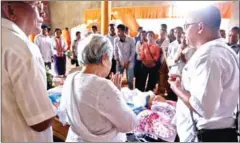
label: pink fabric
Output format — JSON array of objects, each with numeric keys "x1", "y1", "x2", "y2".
[
  {"x1": 55, "y1": 38, "x2": 64, "y2": 57},
  {"x1": 134, "y1": 101, "x2": 177, "y2": 142}
]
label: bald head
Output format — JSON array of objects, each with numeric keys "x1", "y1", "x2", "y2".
[
  {"x1": 187, "y1": 6, "x2": 221, "y2": 30},
  {"x1": 184, "y1": 6, "x2": 222, "y2": 48}
]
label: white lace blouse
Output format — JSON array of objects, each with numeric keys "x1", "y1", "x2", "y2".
[{"x1": 59, "y1": 72, "x2": 137, "y2": 142}]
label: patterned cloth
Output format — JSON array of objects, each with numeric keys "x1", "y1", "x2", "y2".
[{"x1": 134, "y1": 101, "x2": 177, "y2": 142}]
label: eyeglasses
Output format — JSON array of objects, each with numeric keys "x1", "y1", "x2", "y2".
[{"x1": 183, "y1": 23, "x2": 198, "y2": 30}]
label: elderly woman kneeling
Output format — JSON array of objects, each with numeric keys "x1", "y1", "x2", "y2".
[{"x1": 59, "y1": 34, "x2": 138, "y2": 142}]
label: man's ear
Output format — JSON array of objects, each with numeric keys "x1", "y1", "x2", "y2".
[
  {"x1": 2, "y1": 3, "x2": 17, "y2": 21},
  {"x1": 101, "y1": 54, "x2": 109, "y2": 67},
  {"x1": 198, "y1": 22, "x2": 204, "y2": 34}
]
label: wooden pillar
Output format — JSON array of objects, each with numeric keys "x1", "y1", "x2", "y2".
[{"x1": 101, "y1": 0, "x2": 111, "y2": 35}]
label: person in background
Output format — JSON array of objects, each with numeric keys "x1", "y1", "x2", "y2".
[
  {"x1": 52, "y1": 28, "x2": 68, "y2": 77},
  {"x1": 34, "y1": 24, "x2": 54, "y2": 70},
  {"x1": 48, "y1": 27, "x2": 53, "y2": 38},
  {"x1": 72, "y1": 31, "x2": 81, "y2": 67},
  {"x1": 134, "y1": 26, "x2": 143, "y2": 45},
  {"x1": 156, "y1": 27, "x2": 171, "y2": 95},
  {"x1": 173, "y1": 33, "x2": 196, "y2": 66},
  {"x1": 220, "y1": 29, "x2": 226, "y2": 39},
  {"x1": 169, "y1": 6, "x2": 239, "y2": 142},
  {"x1": 156, "y1": 28, "x2": 170, "y2": 56},
  {"x1": 161, "y1": 24, "x2": 167, "y2": 31},
  {"x1": 228, "y1": 26, "x2": 240, "y2": 54},
  {"x1": 167, "y1": 27, "x2": 185, "y2": 75},
  {"x1": 59, "y1": 34, "x2": 137, "y2": 142},
  {"x1": 168, "y1": 28, "x2": 176, "y2": 43},
  {"x1": 125, "y1": 26, "x2": 130, "y2": 36},
  {"x1": 63, "y1": 27, "x2": 72, "y2": 50},
  {"x1": 2, "y1": 1, "x2": 56, "y2": 142},
  {"x1": 135, "y1": 30, "x2": 147, "y2": 91},
  {"x1": 91, "y1": 25, "x2": 98, "y2": 34},
  {"x1": 106, "y1": 24, "x2": 118, "y2": 79},
  {"x1": 114, "y1": 24, "x2": 136, "y2": 89},
  {"x1": 139, "y1": 31, "x2": 160, "y2": 91}
]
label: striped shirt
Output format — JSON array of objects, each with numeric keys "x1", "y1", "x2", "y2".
[
  {"x1": 114, "y1": 36, "x2": 136, "y2": 67},
  {"x1": 1, "y1": 18, "x2": 56, "y2": 142}
]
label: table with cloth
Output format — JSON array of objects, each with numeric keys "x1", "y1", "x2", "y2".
[{"x1": 48, "y1": 85, "x2": 178, "y2": 142}]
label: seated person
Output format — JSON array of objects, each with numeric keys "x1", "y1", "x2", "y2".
[{"x1": 59, "y1": 34, "x2": 137, "y2": 142}]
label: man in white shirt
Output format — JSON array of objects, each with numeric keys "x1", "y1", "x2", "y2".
[
  {"x1": 156, "y1": 28, "x2": 170, "y2": 62},
  {"x1": 106, "y1": 24, "x2": 118, "y2": 78},
  {"x1": 34, "y1": 24, "x2": 54, "y2": 69},
  {"x1": 1, "y1": 1, "x2": 56, "y2": 142},
  {"x1": 114, "y1": 24, "x2": 136, "y2": 89},
  {"x1": 167, "y1": 27, "x2": 185, "y2": 75},
  {"x1": 72, "y1": 31, "x2": 81, "y2": 67},
  {"x1": 168, "y1": 6, "x2": 239, "y2": 142}
]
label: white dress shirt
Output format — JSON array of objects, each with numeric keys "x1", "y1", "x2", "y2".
[
  {"x1": 135, "y1": 41, "x2": 143, "y2": 60},
  {"x1": 114, "y1": 36, "x2": 136, "y2": 68},
  {"x1": 167, "y1": 40, "x2": 186, "y2": 75},
  {"x1": 176, "y1": 38, "x2": 239, "y2": 142},
  {"x1": 105, "y1": 34, "x2": 118, "y2": 48},
  {"x1": 72, "y1": 39, "x2": 81, "y2": 57},
  {"x1": 156, "y1": 38, "x2": 170, "y2": 52},
  {"x1": 167, "y1": 40, "x2": 180, "y2": 58},
  {"x1": 1, "y1": 18, "x2": 56, "y2": 142},
  {"x1": 34, "y1": 33, "x2": 54, "y2": 63},
  {"x1": 105, "y1": 34, "x2": 118, "y2": 58},
  {"x1": 59, "y1": 72, "x2": 137, "y2": 142},
  {"x1": 156, "y1": 38, "x2": 170, "y2": 63}
]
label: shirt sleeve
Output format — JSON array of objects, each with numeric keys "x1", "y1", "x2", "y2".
[
  {"x1": 97, "y1": 80, "x2": 138, "y2": 132},
  {"x1": 128, "y1": 38, "x2": 136, "y2": 62},
  {"x1": 167, "y1": 44, "x2": 172, "y2": 58},
  {"x1": 162, "y1": 39, "x2": 170, "y2": 52},
  {"x1": 188, "y1": 53, "x2": 223, "y2": 119},
  {"x1": 154, "y1": 45, "x2": 160, "y2": 61},
  {"x1": 136, "y1": 41, "x2": 141, "y2": 55},
  {"x1": 7, "y1": 50, "x2": 56, "y2": 126},
  {"x1": 172, "y1": 46, "x2": 182, "y2": 62},
  {"x1": 114, "y1": 38, "x2": 119, "y2": 60}
]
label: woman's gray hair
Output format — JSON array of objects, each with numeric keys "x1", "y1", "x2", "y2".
[{"x1": 78, "y1": 34, "x2": 113, "y2": 65}]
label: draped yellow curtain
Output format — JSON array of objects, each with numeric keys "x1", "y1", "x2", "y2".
[
  {"x1": 84, "y1": 1, "x2": 232, "y2": 37},
  {"x1": 215, "y1": 2, "x2": 232, "y2": 18},
  {"x1": 84, "y1": 1, "x2": 233, "y2": 22},
  {"x1": 118, "y1": 9, "x2": 139, "y2": 37}
]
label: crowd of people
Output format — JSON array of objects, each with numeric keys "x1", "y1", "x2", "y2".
[{"x1": 2, "y1": 1, "x2": 240, "y2": 142}]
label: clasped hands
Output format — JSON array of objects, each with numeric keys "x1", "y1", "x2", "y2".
[
  {"x1": 168, "y1": 74, "x2": 183, "y2": 95},
  {"x1": 110, "y1": 72, "x2": 122, "y2": 90}
]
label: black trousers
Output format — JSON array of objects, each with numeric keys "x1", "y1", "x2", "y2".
[
  {"x1": 197, "y1": 128, "x2": 238, "y2": 142},
  {"x1": 140, "y1": 64, "x2": 159, "y2": 92},
  {"x1": 106, "y1": 58, "x2": 116, "y2": 79},
  {"x1": 134, "y1": 60, "x2": 145, "y2": 91}
]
